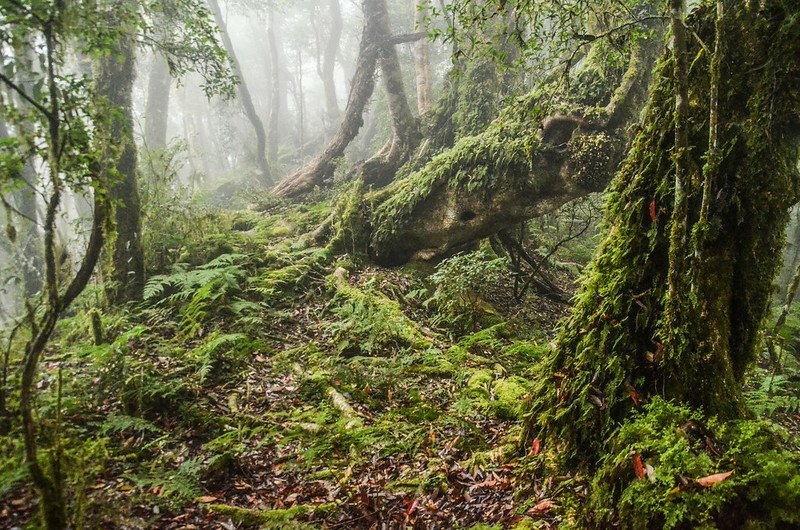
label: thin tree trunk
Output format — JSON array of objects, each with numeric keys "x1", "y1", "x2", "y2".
[
  {"x1": 207, "y1": 0, "x2": 272, "y2": 185},
  {"x1": 411, "y1": 0, "x2": 433, "y2": 114},
  {"x1": 144, "y1": 53, "x2": 171, "y2": 151},
  {"x1": 7, "y1": 48, "x2": 44, "y2": 296},
  {"x1": 94, "y1": 16, "x2": 145, "y2": 303},
  {"x1": 273, "y1": 0, "x2": 384, "y2": 198},
  {"x1": 267, "y1": 4, "x2": 282, "y2": 164},
  {"x1": 298, "y1": 50, "x2": 306, "y2": 148},
  {"x1": 322, "y1": 0, "x2": 343, "y2": 123}
]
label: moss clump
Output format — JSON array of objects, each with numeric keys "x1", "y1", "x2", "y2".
[
  {"x1": 326, "y1": 270, "x2": 430, "y2": 355},
  {"x1": 491, "y1": 377, "x2": 530, "y2": 419},
  {"x1": 585, "y1": 398, "x2": 800, "y2": 529},
  {"x1": 368, "y1": 92, "x2": 548, "y2": 255},
  {"x1": 466, "y1": 369, "x2": 494, "y2": 400}
]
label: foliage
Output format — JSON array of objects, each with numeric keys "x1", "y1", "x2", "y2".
[
  {"x1": 423, "y1": 250, "x2": 509, "y2": 334},
  {"x1": 144, "y1": 253, "x2": 250, "y2": 337},
  {"x1": 324, "y1": 271, "x2": 429, "y2": 356},
  {"x1": 745, "y1": 371, "x2": 800, "y2": 417},
  {"x1": 139, "y1": 141, "x2": 227, "y2": 271}
]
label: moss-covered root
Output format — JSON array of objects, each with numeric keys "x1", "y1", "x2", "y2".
[{"x1": 209, "y1": 503, "x2": 335, "y2": 529}]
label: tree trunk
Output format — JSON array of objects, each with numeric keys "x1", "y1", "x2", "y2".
[
  {"x1": 296, "y1": 49, "x2": 306, "y2": 148},
  {"x1": 526, "y1": 2, "x2": 800, "y2": 463},
  {"x1": 207, "y1": 0, "x2": 272, "y2": 185},
  {"x1": 5, "y1": 48, "x2": 44, "y2": 296},
  {"x1": 94, "y1": 16, "x2": 145, "y2": 303},
  {"x1": 411, "y1": 0, "x2": 433, "y2": 114},
  {"x1": 354, "y1": 0, "x2": 421, "y2": 188},
  {"x1": 322, "y1": 0, "x2": 343, "y2": 123},
  {"x1": 266, "y1": 5, "x2": 281, "y2": 164},
  {"x1": 273, "y1": 0, "x2": 384, "y2": 198},
  {"x1": 362, "y1": 21, "x2": 663, "y2": 265},
  {"x1": 144, "y1": 53, "x2": 171, "y2": 151}
]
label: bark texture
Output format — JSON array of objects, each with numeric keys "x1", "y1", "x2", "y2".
[
  {"x1": 95, "y1": 20, "x2": 145, "y2": 303},
  {"x1": 527, "y1": 1, "x2": 800, "y2": 463}
]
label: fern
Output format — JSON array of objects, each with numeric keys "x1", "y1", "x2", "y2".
[
  {"x1": 189, "y1": 332, "x2": 248, "y2": 383},
  {"x1": 127, "y1": 456, "x2": 205, "y2": 503},
  {"x1": 100, "y1": 413, "x2": 163, "y2": 436},
  {"x1": 746, "y1": 374, "x2": 800, "y2": 416},
  {"x1": 143, "y1": 253, "x2": 250, "y2": 337}
]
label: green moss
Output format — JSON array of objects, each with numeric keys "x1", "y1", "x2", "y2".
[
  {"x1": 491, "y1": 377, "x2": 530, "y2": 419},
  {"x1": 585, "y1": 399, "x2": 800, "y2": 529},
  {"x1": 466, "y1": 369, "x2": 493, "y2": 399},
  {"x1": 326, "y1": 271, "x2": 431, "y2": 354},
  {"x1": 209, "y1": 503, "x2": 333, "y2": 528},
  {"x1": 527, "y1": 2, "x2": 800, "y2": 465},
  {"x1": 369, "y1": 92, "x2": 549, "y2": 253}
]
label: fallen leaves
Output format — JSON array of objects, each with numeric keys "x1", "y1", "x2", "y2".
[
  {"x1": 527, "y1": 499, "x2": 556, "y2": 514},
  {"x1": 196, "y1": 496, "x2": 218, "y2": 503},
  {"x1": 697, "y1": 470, "x2": 734, "y2": 487},
  {"x1": 530, "y1": 438, "x2": 541, "y2": 456},
  {"x1": 632, "y1": 454, "x2": 646, "y2": 480},
  {"x1": 649, "y1": 199, "x2": 657, "y2": 222}
]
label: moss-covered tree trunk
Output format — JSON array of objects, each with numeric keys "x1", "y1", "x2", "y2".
[
  {"x1": 361, "y1": 20, "x2": 663, "y2": 265},
  {"x1": 95, "y1": 11, "x2": 145, "y2": 303},
  {"x1": 527, "y1": 1, "x2": 800, "y2": 462}
]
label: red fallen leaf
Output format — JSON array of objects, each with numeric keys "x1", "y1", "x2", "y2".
[
  {"x1": 405, "y1": 498, "x2": 418, "y2": 515},
  {"x1": 528, "y1": 499, "x2": 556, "y2": 514},
  {"x1": 531, "y1": 438, "x2": 541, "y2": 456},
  {"x1": 628, "y1": 385, "x2": 640, "y2": 406},
  {"x1": 196, "y1": 496, "x2": 217, "y2": 503},
  {"x1": 649, "y1": 199, "x2": 657, "y2": 222},
  {"x1": 469, "y1": 479, "x2": 499, "y2": 492},
  {"x1": 697, "y1": 470, "x2": 734, "y2": 487},
  {"x1": 633, "y1": 454, "x2": 646, "y2": 479}
]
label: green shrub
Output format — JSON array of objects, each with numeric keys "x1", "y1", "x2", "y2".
[{"x1": 425, "y1": 250, "x2": 509, "y2": 334}]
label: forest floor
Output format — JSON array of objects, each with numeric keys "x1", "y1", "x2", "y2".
[{"x1": 2, "y1": 202, "x2": 799, "y2": 529}]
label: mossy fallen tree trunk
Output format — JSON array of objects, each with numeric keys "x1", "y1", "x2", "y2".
[
  {"x1": 356, "y1": 25, "x2": 663, "y2": 266},
  {"x1": 527, "y1": 0, "x2": 800, "y2": 463}
]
